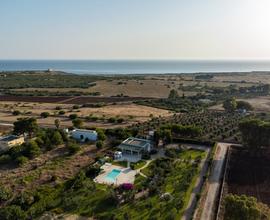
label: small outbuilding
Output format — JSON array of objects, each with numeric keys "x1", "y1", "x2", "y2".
[{"x1": 71, "y1": 129, "x2": 98, "y2": 142}]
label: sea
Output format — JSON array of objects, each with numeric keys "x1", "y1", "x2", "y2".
[{"x1": 1, "y1": 60, "x2": 270, "y2": 75}]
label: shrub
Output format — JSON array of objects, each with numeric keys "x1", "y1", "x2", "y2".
[
  {"x1": 58, "y1": 110, "x2": 65, "y2": 115},
  {"x1": 66, "y1": 142, "x2": 80, "y2": 155},
  {"x1": 69, "y1": 114, "x2": 78, "y2": 120},
  {"x1": 51, "y1": 131, "x2": 63, "y2": 146},
  {"x1": 40, "y1": 112, "x2": 50, "y2": 118},
  {"x1": 117, "y1": 118, "x2": 124, "y2": 123},
  {"x1": 0, "y1": 185, "x2": 12, "y2": 202},
  {"x1": 72, "y1": 105, "x2": 80, "y2": 109},
  {"x1": 16, "y1": 156, "x2": 28, "y2": 166},
  {"x1": 0, "y1": 154, "x2": 12, "y2": 164},
  {"x1": 108, "y1": 117, "x2": 116, "y2": 123},
  {"x1": 72, "y1": 118, "x2": 83, "y2": 128},
  {"x1": 0, "y1": 205, "x2": 26, "y2": 220},
  {"x1": 12, "y1": 110, "x2": 21, "y2": 116}
]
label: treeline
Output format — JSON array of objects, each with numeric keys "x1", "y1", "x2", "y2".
[
  {"x1": 239, "y1": 118, "x2": 270, "y2": 153},
  {"x1": 0, "y1": 72, "x2": 101, "y2": 89}
]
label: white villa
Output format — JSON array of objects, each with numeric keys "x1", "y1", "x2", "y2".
[
  {"x1": 0, "y1": 135, "x2": 25, "y2": 152},
  {"x1": 71, "y1": 129, "x2": 98, "y2": 142},
  {"x1": 118, "y1": 137, "x2": 152, "y2": 156}
]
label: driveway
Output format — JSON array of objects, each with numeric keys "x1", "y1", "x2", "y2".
[
  {"x1": 200, "y1": 142, "x2": 230, "y2": 220},
  {"x1": 181, "y1": 144, "x2": 210, "y2": 220}
]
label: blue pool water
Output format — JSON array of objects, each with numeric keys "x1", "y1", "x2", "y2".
[{"x1": 105, "y1": 169, "x2": 121, "y2": 182}]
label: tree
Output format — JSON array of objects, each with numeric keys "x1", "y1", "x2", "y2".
[
  {"x1": 168, "y1": 89, "x2": 179, "y2": 99},
  {"x1": 96, "y1": 128, "x2": 106, "y2": 141},
  {"x1": 96, "y1": 140, "x2": 103, "y2": 149},
  {"x1": 236, "y1": 101, "x2": 253, "y2": 111},
  {"x1": 0, "y1": 205, "x2": 27, "y2": 220},
  {"x1": 239, "y1": 119, "x2": 270, "y2": 153},
  {"x1": 66, "y1": 141, "x2": 80, "y2": 155},
  {"x1": 69, "y1": 114, "x2": 78, "y2": 120},
  {"x1": 25, "y1": 140, "x2": 41, "y2": 158},
  {"x1": 51, "y1": 130, "x2": 63, "y2": 146},
  {"x1": 40, "y1": 112, "x2": 50, "y2": 118},
  {"x1": 163, "y1": 129, "x2": 172, "y2": 144},
  {"x1": 72, "y1": 118, "x2": 83, "y2": 128},
  {"x1": 224, "y1": 194, "x2": 262, "y2": 220},
  {"x1": 223, "y1": 97, "x2": 237, "y2": 112},
  {"x1": 13, "y1": 117, "x2": 38, "y2": 137},
  {"x1": 54, "y1": 119, "x2": 60, "y2": 129}
]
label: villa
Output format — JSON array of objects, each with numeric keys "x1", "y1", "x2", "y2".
[
  {"x1": 118, "y1": 137, "x2": 152, "y2": 156},
  {"x1": 71, "y1": 129, "x2": 98, "y2": 142},
  {"x1": 0, "y1": 135, "x2": 25, "y2": 152}
]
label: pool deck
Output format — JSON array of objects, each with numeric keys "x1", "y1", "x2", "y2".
[{"x1": 94, "y1": 163, "x2": 137, "y2": 186}]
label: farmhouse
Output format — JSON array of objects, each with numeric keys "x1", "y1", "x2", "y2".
[
  {"x1": 118, "y1": 137, "x2": 152, "y2": 155},
  {"x1": 71, "y1": 129, "x2": 98, "y2": 142},
  {"x1": 0, "y1": 135, "x2": 25, "y2": 152}
]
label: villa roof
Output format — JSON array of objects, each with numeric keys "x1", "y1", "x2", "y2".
[{"x1": 118, "y1": 137, "x2": 151, "y2": 152}]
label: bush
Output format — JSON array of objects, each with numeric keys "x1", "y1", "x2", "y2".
[
  {"x1": 0, "y1": 205, "x2": 27, "y2": 220},
  {"x1": 0, "y1": 154, "x2": 12, "y2": 164},
  {"x1": 69, "y1": 114, "x2": 78, "y2": 120},
  {"x1": 67, "y1": 142, "x2": 80, "y2": 155},
  {"x1": 12, "y1": 110, "x2": 21, "y2": 116},
  {"x1": 58, "y1": 110, "x2": 65, "y2": 115},
  {"x1": 117, "y1": 118, "x2": 124, "y2": 123},
  {"x1": 72, "y1": 118, "x2": 83, "y2": 128},
  {"x1": 0, "y1": 185, "x2": 12, "y2": 202},
  {"x1": 40, "y1": 112, "x2": 50, "y2": 118},
  {"x1": 141, "y1": 152, "x2": 151, "y2": 160},
  {"x1": 72, "y1": 105, "x2": 80, "y2": 109},
  {"x1": 51, "y1": 131, "x2": 63, "y2": 146},
  {"x1": 16, "y1": 156, "x2": 28, "y2": 166},
  {"x1": 108, "y1": 117, "x2": 116, "y2": 123}
]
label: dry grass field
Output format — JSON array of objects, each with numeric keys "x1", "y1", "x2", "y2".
[
  {"x1": 11, "y1": 78, "x2": 256, "y2": 98},
  {"x1": 0, "y1": 101, "x2": 172, "y2": 128}
]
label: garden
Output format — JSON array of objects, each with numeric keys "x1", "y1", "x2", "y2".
[{"x1": 0, "y1": 148, "x2": 206, "y2": 220}]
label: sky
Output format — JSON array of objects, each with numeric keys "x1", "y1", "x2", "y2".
[{"x1": 1, "y1": 0, "x2": 270, "y2": 60}]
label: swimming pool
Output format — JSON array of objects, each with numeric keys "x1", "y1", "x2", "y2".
[{"x1": 105, "y1": 169, "x2": 121, "y2": 182}]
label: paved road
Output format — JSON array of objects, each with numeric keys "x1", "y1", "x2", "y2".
[{"x1": 200, "y1": 142, "x2": 230, "y2": 220}]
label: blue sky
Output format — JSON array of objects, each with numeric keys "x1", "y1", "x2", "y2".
[{"x1": 1, "y1": 0, "x2": 270, "y2": 59}]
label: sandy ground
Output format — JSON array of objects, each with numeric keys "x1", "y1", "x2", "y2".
[{"x1": 209, "y1": 96, "x2": 270, "y2": 112}]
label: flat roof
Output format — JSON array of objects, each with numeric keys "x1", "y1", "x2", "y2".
[
  {"x1": 0, "y1": 135, "x2": 21, "y2": 142},
  {"x1": 72, "y1": 129, "x2": 97, "y2": 134},
  {"x1": 119, "y1": 137, "x2": 151, "y2": 151}
]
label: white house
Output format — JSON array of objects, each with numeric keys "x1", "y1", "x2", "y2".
[
  {"x1": 0, "y1": 135, "x2": 25, "y2": 152},
  {"x1": 71, "y1": 129, "x2": 98, "y2": 142}
]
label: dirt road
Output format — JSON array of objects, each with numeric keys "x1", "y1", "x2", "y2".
[
  {"x1": 200, "y1": 143, "x2": 230, "y2": 220},
  {"x1": 181, "y1": 144, "x2": 210, "y2": 220}
]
